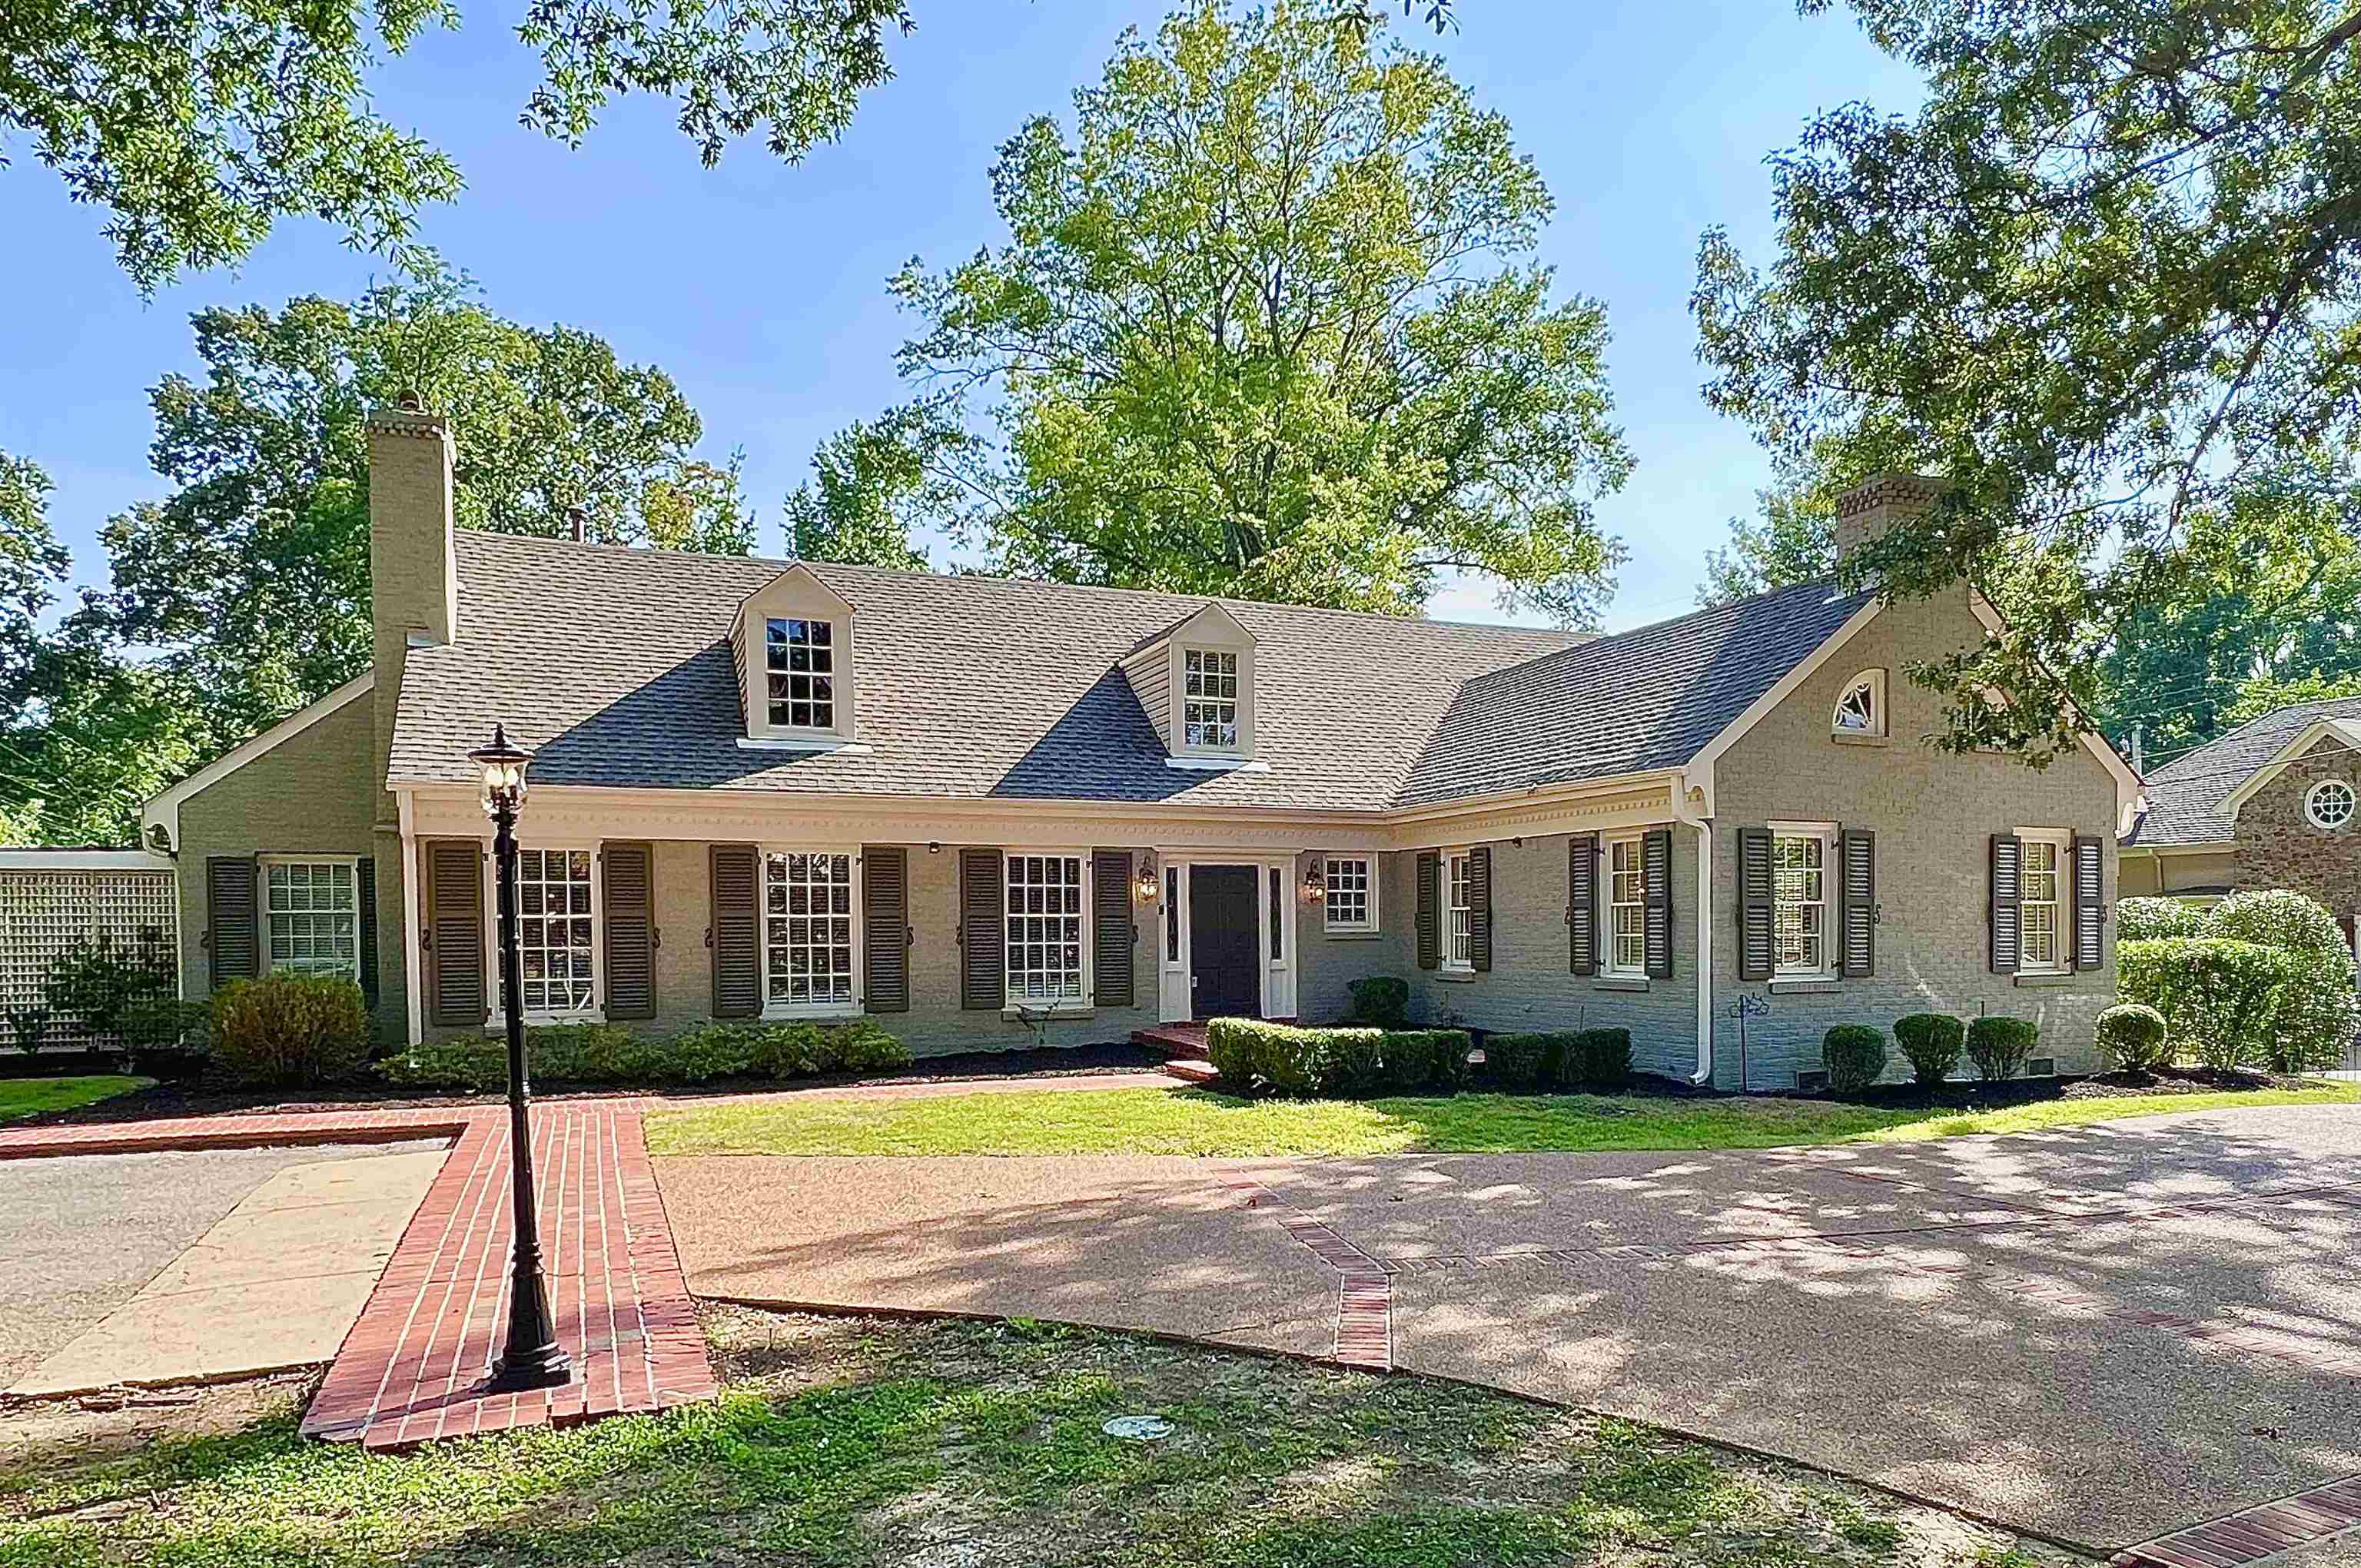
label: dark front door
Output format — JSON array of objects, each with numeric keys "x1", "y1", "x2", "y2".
[{"x1": 1190, "y1": 865, "x2": 1261, "y2": 1020}]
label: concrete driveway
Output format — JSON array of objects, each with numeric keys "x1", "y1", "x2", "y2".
[{"x1": 657, "y1": 1103, "x2": 2361, "y2": 1551}]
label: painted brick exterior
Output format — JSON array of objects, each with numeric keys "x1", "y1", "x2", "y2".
[{"x1": 2233, "y1": 734, "x2": 2361, "y2": 918}]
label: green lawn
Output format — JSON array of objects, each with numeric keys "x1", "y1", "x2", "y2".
[
  {"x1": 0, "y1": 1075, "x2": 148, "y2": 1123},
  {"x1": 0, "y1": 1308, "x2": 2060, "y2": 1567},
  {"x1": 646, "y1": 1079, "x2": 2361, "y2": 1158}
]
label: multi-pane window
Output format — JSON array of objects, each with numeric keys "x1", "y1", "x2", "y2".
[
  {"x1": 1323, "y1": 857, "x2": 1374, "y2": 932},
  {"x1": 264, "y1": 859, "x2": 359, "y2": 980},
  {"x1": 517, "y1": 849, "x2": 596, "y2": 1015},
  {"x1": 1445, "y1": 852, "x2": 1473, "y2": 969},
  {"x1": 1006, "y1": 853, "x2": 1085, "y2": 1003},
  {"x1": 765, "y1": 616, "x2": 835, "y2": 729},
  {"x1": 1606, "y1": 836, "x2": 1645, "y2": 975},
  {"x1": 765, "y1": 852, "x2": 855, "y2": 1009},
  {"x1": 1772, "y1": 831, "x2": 1828, "y2": 975},
  {"x1": 1833, "y1": 669, "x2": 1884, "y2": 736},
  {"x1": 1183, "y1": 649, "x2": 1238, "y2": 749},
  {"x1": 2020, "y1": 833, "x2": 2065, "y2": 972}
]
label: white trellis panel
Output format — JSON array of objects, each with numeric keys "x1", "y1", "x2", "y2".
[{"x1": 0, "y1": 855, "x2": 179, "y2": 1045}]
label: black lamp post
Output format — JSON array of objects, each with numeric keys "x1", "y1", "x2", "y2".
[{"x1": 470, "y1": 724, "x2": 573, "y2": 1392}]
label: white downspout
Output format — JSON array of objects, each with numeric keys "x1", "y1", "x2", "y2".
[
  {"x1": 397, "y1": 789, "x2": 424, "y2": 1046},
  {"x1": 1678, "y1": 808, "x2": 1714, "y2": 1085}
]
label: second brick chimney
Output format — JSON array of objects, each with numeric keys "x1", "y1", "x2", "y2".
[{"x1": 1831, "y1": 471, "x2": 1946, "y2": 579}]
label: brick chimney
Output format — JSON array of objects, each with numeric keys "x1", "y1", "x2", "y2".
[
  {"x1": 366, "y1": 400, "x2": 459, "y2": 825},
  {"x1": 1831, "y1": 471, "x2": 1946, "y2": 579}
]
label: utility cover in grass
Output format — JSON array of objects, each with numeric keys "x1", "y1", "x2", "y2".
[{"x1": 1102, "y1": 1414, "x2": 1174, "y2": 1440}]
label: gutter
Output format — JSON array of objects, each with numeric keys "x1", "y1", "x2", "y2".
[{"x1": 1674, "y1": 794, "x2": 1714, "y2": 1087}]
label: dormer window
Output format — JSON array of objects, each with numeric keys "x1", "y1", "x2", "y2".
[
  {"x1": 766, "y1": 617, "x2": 835, "y2": 729},
  {"x1": 1118, "y1": 602, "x2": 1262, "y2": 770},
  {"x1": 734, "y1": 566, "x2": 867, "y2": 752},
  {"x1": 1832, "y1": 668, "x2": 1886, "y2": 741},
  {"x1": 1183, "y1": 649, "x2": 1239, "y2": 749}
]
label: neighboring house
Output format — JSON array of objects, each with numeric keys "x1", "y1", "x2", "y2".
[
  {"x1": 2122, "y1": 700, "x2": 2361, "y2": 942},
  {"x1": 135, "y1": 415, "x2": 2140, "y2": 1090}
]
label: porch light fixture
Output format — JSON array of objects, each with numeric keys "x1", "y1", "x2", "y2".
[
  {"x1": 1301, "y1": 857, "x2": 1325, "y2": 903},
  {"x1": 1135, "y1": 852, "x2": 1159, "y2": 902},
  {"x1": 466, "y1": 724, "x2": 572, "y2": 1393}
]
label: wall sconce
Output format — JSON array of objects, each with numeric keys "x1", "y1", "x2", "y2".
[
  {"x1": 1135, "y1": 852, "x2": 1159, "y2": 902},
  {"x1": 1300, "y1": 854, "x2": 1326, "y2": 903}
]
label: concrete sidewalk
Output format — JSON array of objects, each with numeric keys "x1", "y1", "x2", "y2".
[{"x1": 656, "y1": 1103, "x2": 2361, "y2": 1552}]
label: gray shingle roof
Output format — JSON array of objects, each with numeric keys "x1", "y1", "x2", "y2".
[
  {"x1": 387, "y1": 533, "x2": 1874, "y2": 812},
  {"x1": 2125, "y1": 696, "x2": 2361, "y2": 846}
]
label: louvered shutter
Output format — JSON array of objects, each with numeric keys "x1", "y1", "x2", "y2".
[
  {"x1": 2071, "y1": 834, "x2": 2104, "y2": 972},
  {"x1": 1567, "y1": 832, "x2": 1599, "y2": 975},
  {"x1": 603, "y1": 842, "x2": 656, "y2": 1021},
  {"x1": 1092, "y1": 850, "x2": 1134, "y2": 1007},
  {"x1": 1737, "y1": 827, "x2": 1774, "y2": 982},
  {"x1": 864, "y1": 846, "x2": 911, "y2": 1012},
  {"x1": 206, "y1": 857, "x2": 261, "y2": 986},
  {"x1": 1643, "y1": 828, "x2": 1674, "y2": 980},
  {"x1": 356, "y1": 857, "x2": 380, "y2": 1010},
  {"x1": 709, "y1": 844, "x2": 760, "y2": 1018},
  {"x1": 423, "y1": 839, "x2": 486, "y2": 1026},
  {"x1": 960, "y1": 849, "x2": 1005, "y2": 1009},
  {"x1": 1467, "y1": 846, "x2": 1493, "y2": 972},
  {"x1": 1415, "y1": 851, "x2": 1440, "y2": 970},
  {"x1": 1989, "y1": 833, "x2": 2023, "y2": 975},
  {"x1": 1838, "y1": 828, "x2": 1875, "y2": 978}
]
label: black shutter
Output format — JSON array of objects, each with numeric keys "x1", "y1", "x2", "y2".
[
  {"x1": 206, "y1": 857, "x2": 261, "y2": 987},
  {"x1": 1737, "y1": 827, "x2": 1774, "y2": 982},
  {"x1": 1989, "y1": 833, "x2": 2023, "y2": 975},
  {"x1": 865, "y1": 846, "x2": 911, "y2": 1012},
  {"x1": 2072, "y1": 834, "x2": 2104, "y2": 972},
  {"x1": 356, "y1": 857, "x2": 380, "y2": 1009},
  {"x1": 1643, "y1": 828, "x2": 1674, "y2": 980},
  {"x1": 1838, "y1": 828, "x2": 1876, "y2": 978},
  {"x1": 1567, "y1": 832, "x2": 1599, "y2": 976},
  {"x1": 1092, "y1": 850, "x2": 1134, "y2": 1008},
  {"x1": 603, "y1": 842, "x2": 656, "y2": 1021},
  {"x1": 709, "y1": 844, "x2": 760, "y2": 1018},
  {"x1": 423, "y1": 839, "x2": 486, "y2": 1027},
  {"x1": 1415, "y1": 850, "x2": 1440, "y2": 970},
  {"x1": 1467, "y1": 846, "x2": 1493, "y2": 972},
  {"x1": 960, "y1": 849, "x2": 1005, "y2": 1009}
]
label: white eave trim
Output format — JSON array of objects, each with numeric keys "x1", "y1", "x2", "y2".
[
  {"x1": 140, "y1": 671, "x2": 376, "y2": 853},
  {"x1": 0, "y1": 848, "x2": 176, "y2": 872},
  {"x1": 736, "y1": 736, "x2": 875, "y2": 756},
  {"x1": 2214, "y1": 716, "x2": 2361, "y2": 820},
  {"x1": 1165, "y1": 755, "x2": 1269, "y2": 773}
]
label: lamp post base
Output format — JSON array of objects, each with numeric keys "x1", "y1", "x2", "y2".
[{"x1": 488, "y1": 1344, "x2": 573, "y2": 1391}]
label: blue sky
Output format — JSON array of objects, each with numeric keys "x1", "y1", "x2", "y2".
[{"x1": 0, "y1": 0, "x2": 1921, "y2": 635}]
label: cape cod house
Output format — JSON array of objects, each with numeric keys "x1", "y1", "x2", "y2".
[{"x1": 134, "y1": 413, "x2": 2140, "y2": 1091}]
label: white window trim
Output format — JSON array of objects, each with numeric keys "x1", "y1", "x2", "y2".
[
  {"x1": 1600, "y1": 832, "x2": 1646, "y2": 979},
  {"x1": 1322, "y1": 855, "x2": 1379, "y2": 935},
  {"x1": 761, "y1": 614, "x2": 843, "y2": 739},
  {"x1": 1441, "y1": 848, "x2": 1474, "y2": 974},
  {"x1": 483, "y1": 840, "x2": 604, "y2": 1027},
  {"x1": 1766, "y1": 820, "x2": 1836, "y2": 979},
  {"x1": 258, "y1": 853, "x2": 364, "y2": 984},
  {"x1": 1002, "y1": 849, "x2": 1094, "y2": 1014},
  {"x1": 759, "y1": 846, "x2": 866, "y2": 1021},
  {"x1": 2307, "y1": 779, "x2": 2356, "y2": 830},
  {"x1": 1831, "y1": 667, "x2": 1888, "y2": 742},
  {"x1": 2017, "y1": 826, "x2": 2072, "y2": 976},
  {"x1": 1177, "y1": 645, "x2": 1244, "y2": 758}
]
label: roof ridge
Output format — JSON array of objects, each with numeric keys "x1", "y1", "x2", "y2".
[
  {"x1": 1469, "y1": 576, "x2": 1860, "y2": 687},
  {"x1": 2147, "y1": 694, "x2": 2361, "y2": 782}
]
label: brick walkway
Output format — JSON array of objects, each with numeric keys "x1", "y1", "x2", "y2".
[{"x1": 0, "y1": 1100, "x2": 717, "y2": 1450}]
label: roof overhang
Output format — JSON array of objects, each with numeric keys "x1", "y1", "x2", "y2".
[
  {"x1": 0, "y1": 848, "x2": 176, "y2": 872},
  {"x1": 1681, "y1": 592, "x2": 1888, "y2": 817},
  {"x1": 140, "y1": 672, "x2": 376, "y2": 855},
  {"x1": 2213, "y1": 715, "x2": 2361, "y2": 821}
]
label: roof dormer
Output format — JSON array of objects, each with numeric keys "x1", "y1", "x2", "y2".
[
  {"x1": 1119, "y1": 603, "x2": 1263, "y2": 771},
  {"x1": 732, "y1": 566, "x2": 869, "y2": 753}
]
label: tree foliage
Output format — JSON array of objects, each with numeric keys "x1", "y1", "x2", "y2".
[
  {"x1": 1694, "y1": 0, "x2": 2361, "y2": 766},
  {"x1": 0, "y1": 450, "x2": 66, "y2": 713},
  {"x1": 784, "y1": 414, "x2": 942, "y2": 570},
  {"x1": 805, "y1": 3, "x2": 1630, "y2": 624}
]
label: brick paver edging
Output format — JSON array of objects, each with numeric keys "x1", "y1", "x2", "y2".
[
  {"x1": 1227, "y1": 1181, "x2": 1392, "y2": 1371},
  {"x1": 2116, "y1": 1476, "x2": 2361, "y2": 1566}
]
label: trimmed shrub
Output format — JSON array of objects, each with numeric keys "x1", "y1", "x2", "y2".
[
  {"x1": 1477, "y1": 1028, "x2": 1631, "y2": 1091},
  {"x1": 377, "y1": 1018, "x2": 910, "y2": 1091},
  {"x1": 1964, "y1": 1015, "x2": 2041, "y2": 1082},
  {"x1": 208, "y1": 974, "x2": 371, "y2": 1088},
  {"x1": 1483, "y1": 1031, "x2": 1563, "y2": 1090},
  {"x1": 1343, "y1": 976, "x2": 1410, "y2": 1028},
  {"x1": 2116, "y1": 897, "x2": 2210, "y2": 942},
  {"x1": 2119, "y1": 937, "x2": 2295, "y2": 1071},
  {"x1": 1205, "y1": 1018, "x2": 1466, "y2": 1098},
  {"x1": 2207, "y1": 889, "x2": 2360, "y2": 1073},
  {"x1": 1821, "y1": 1025, "x2": 1888, "y2": 1095},
  {"x1": 2094, "y1": 1002, "x2": 2170, "y2": 1072},
  {"x1": 1562, "y1": 1028, "x2": 1632, "y2": 1089},
  {"x1": 1891, "y1": 1013, "x2": 1964, "y2": 1088}
]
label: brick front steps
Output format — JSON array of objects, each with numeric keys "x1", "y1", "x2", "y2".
[{"x1": 1133, "y1": 1024, "x2": 1215, "y2": 1085}]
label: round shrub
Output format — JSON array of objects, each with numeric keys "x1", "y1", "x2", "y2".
[
  {"x1": 2116, "y1": 897, "x2": 2210, "y2": 942},
  {"x1": 1345, "y1": 976, "x2": 1410, "y2": 1028},
  {"x1": 2119, "y1": 937, "x2": 2295, "y2": 1071},
  {"x1": 2207, "y1": 889, "x2": 2359, "y2": 1073},
  {"x1": 1964, "y1": 1015, "x2": 2040, "y2": 1082},
  {"x1": 1563, "y1": 1027, "x2": 1632, "y2": 1089},
  {"x1": 1821, "y1": 1025, "x2": 1888, "y2": 1095},
  {"x1": 208, "y1": 974, "x2": 370, "y2": 1088},
  {"x1": 1483, "y1": 1031, "x2": 1559, "y2": 1090},
  {"x1": 2094, "y1": 1002, "x2": 2170, "y2": 1072},
  {"x1": 1891, "y1": 1013, "x2": 1964, "y2": 1088}
]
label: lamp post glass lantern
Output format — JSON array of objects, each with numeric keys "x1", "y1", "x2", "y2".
[{"x1": 470, "y1": 724, "x2": 572, "y2": 1391}]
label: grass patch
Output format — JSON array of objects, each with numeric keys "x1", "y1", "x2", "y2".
[
  {"x1": 0, "y1": 1309, "x2": 2064, "y2": 1567},
  {"x1": 646, "y1": 1079, "x2": 2361, "y2": 1158},
  {"x1": 0, "y1": 1075, "x2": 148, "y2": 1122}
]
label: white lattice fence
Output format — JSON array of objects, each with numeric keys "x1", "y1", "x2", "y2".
[{"x1": 0, "y1": 861, "x2": 179, "y2": 1046}]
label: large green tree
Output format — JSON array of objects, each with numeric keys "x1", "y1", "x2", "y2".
[
  {"x1": 74, "y1": 264, "x2": 754, "y2": 757},
  {"x1": 1693, "y1": 0, "x2": 2361, "y2": 766},
  {"x1": 799, "y1": 3, "x2": 1631, "y2": 625},
  {"x1": 5, "y1": 2, "x2": 1462, "y2": 293}
]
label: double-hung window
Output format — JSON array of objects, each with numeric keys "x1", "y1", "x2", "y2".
[
  {"x1": 1006, "y1": 853, "x2": 1086, "y2": 1004},
  {"x1": 1182, "y1": 649, "x2": 1239, "y2": 750},
  {"x1": 2018, "y1": 828, "x2": 2070, "y2": 974},
  {"x1": 1604, "y1": 835, "x2": 1646, "y2": 976},
  {"x1": 1323, "y1": 856, "x2": 1376, "y2": 933},
  {"x1": 262, "y1": 857, "x2": 359, "y2": 980},
  {"x1": 764, "y1": 852, "x2": 856, "y2": 1011},
  {"x1": 1770, "y1": 827, "x2": 1831, "y2": 976},
  {"x1": 516, "y1": 849, "x2": 596, "y2": 1016},
  {"x1": 1443, "y1": 851, "x2": 1473, "y2": 971},
  {"x1": 765, "y1": 616, "x2": 835, "y2": 730}
]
